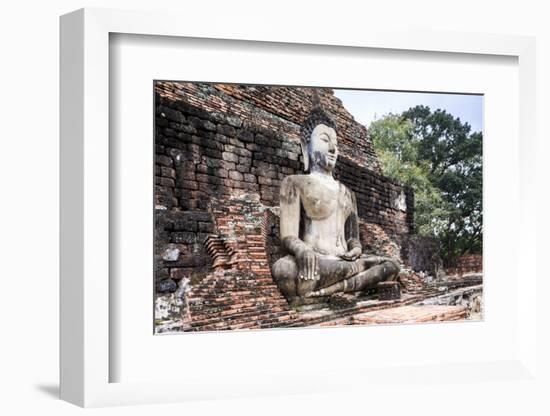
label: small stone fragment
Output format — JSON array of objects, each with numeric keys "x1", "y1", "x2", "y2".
[
  {"x1": 162, "y1": 247, "x2": 180, "y2": 261},
  {"x1": 157, "y1": 278, "x2": 178, "y2": 293}
]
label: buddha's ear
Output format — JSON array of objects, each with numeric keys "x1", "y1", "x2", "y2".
[{"x1": 300, "y1": 139, "x2": 309, "y2": 172}]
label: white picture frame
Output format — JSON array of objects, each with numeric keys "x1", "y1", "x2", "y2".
[{"x1": 60, "y1": 7, "x2": 539, "y2": 408}]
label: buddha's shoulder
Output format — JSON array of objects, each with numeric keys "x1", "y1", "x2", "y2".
[
  {"x1": 280, "y1": 175, "x2": 317, "y2": 202},
  {"x1": 281, "y1": 174, "x2": 311, "y2": 188},
  {"x1": 281, "y1": 175, "x2": 354, "y2": 198},
  {"x1": 281, "y1": 174, "x2": 330, "y2": 190}
]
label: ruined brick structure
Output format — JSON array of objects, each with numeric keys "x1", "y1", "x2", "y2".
[
  {"x1": 154, "y1": 81, "x2": 417, "y2": 331},
  {"x1": 446, "y1": 254, "x2": 483, "y2": 276}
]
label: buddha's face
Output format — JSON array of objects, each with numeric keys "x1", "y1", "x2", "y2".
[{"x1": 309, "y1": 124, "x2": 338, "y2": 173}]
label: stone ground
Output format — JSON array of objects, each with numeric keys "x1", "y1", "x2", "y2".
[{"x1": 155, "y1": 272, "x2": 483, "y2": 333}]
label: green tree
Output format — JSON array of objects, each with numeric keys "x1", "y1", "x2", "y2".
[{"x1": 370, "y1": 106, "x2": 482, "y2": 263}]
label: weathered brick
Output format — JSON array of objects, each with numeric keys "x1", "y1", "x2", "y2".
[
  {"x1": 186, "y1": 143, "x2": 201, "y2": 154},
  {"x1": 217, "y1": 124, "x2": 237, "y2": 137},
  {"x1": 287, "y1": 151, "x2": 299, "y2": 161},
  {"x1": 171, "y1": 232, "x2": 196, "y2": 244},
  {"x1": 260, "y1": 185, "x2": 275, "y2": 200},
  {"x1": 187, "y1": 116, "x2": 203, "y2": 130},
  {"x1": 255, "y1": 134, "x2": 269, "y2": 146},
  {"x1": 155, "y1": 117, "x2": 169, "y2": 127},
  {"x1": 257, "y1": 176, "x2": 272, "y2": 186},
  {"x1": 222, "y1": 152, "x2": 239, "y2": 163},
  {"x1": 243, "y1": 183, "x2": 259, "y2": 192},
  {"x1": 196, "y1": 173, "x2": 223, "y2": 185},
  {"x1": 228, "y1": 171, "x2": 243, "y2": 181},
  {"x1": 179, "y1": 124, "x2": 197, "y2": 134},
  {"x1": 170, "y1": 268, "x2": 192, "y2": 280},
  {"x1": 243, "y1": 174, "x2": 256, "y2": 183},
  {"x1": 196, "y1": 164, "x2": 209, "y2": 174},
  {"x1": 221, "y1": 161, "x2": 236, "y2": 171},
  {"x1": 156, "y1": 155, "x2": 173, "y2": 167},
  {"x1": 238, "y1": 156, "x2": 252, "y2": 166},
  {"x1": 265, "y1": 170, "x2": 279, "y2": 179},
  {"x1": 157, "y1": 177, "x2": 175, "y2": 187},
  {"x1": 228, "y1": 137, "x2": 244, "y2": 148},
  {"x1": 212, "y1": 168, "x2": 229, "y2": 178},
  {"x1": 226, "y1": 115, "x2": 242, "y2": 128},
  {"x1": 158, "y1": 106, "x2": 185, "y2": 123},
  {"x1": 178, "y1": 180, "x2": 198, "y2": 190},
  {"x1": 161, "y1": 167, "x2": 176, "y2": 179},
  {"x1": 178, "y1": 170, "x2": 196, "y2": 181},
  {"x1": 214, "y1": 133, "x2": 229, "y2": 144},
  {"x1": 223, "y1": 179, "x2": 245, "y2": 189},
  {"x1": 173, "y1": 218, "x2": 198, "y2": 232},
  {"x1": 198, "y1": 222, "x2": 215, "y2": 233},
  {"x1": 236, "y1": 148, "x2": 251, "y2": 158},
  {"x1": 197, "y1": 233, "x2": 210, "y2": 243},
  {"x1": 235, "y1": 164, "x2": 250, "y2": 173},
  {"x1": 237, "y1": 129, "x2": 254, "y2": 143},
  {"x1": 224, "y1": 144, "x2": 239, "y2": 153},
  {"x1": 203, "y1": 120, "x2": 216, "y2": 131},
  {"x1": 198, "y1": 182, "x2": 222, "y2": 193}
]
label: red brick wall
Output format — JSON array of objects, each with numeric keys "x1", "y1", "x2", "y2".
[
  {"x1": 446, "y1": 254, "x2": 483, "y2": 275},
  {"x1": 156, "y1": 81, "x2": 381, "y2": 172}
]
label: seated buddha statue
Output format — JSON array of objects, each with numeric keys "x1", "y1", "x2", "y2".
[{"x1": 271, "y1": 105, "x2": 400, "y2": 305}]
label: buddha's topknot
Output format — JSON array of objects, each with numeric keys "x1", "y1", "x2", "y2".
[{"x1": 300, "y1": 106, "x2": 337, "y2": 146}]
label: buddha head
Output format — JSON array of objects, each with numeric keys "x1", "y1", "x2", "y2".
[{"x1": 300, "y1": 105, "x2": 338, "y2": 173}]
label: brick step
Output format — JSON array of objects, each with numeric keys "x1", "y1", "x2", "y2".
[
  {"x1": 194, "y1": 313, "x2": 295, "y2": 331},
  {"x1": 189, "y1": 286, "x2": 283, "y2": 297},
  {"x1": 190, "y1": 304, "x2": 289, "y2": 322},
  {"x1": 189, "y1": 287, "x2": 285, "y2": 300},
  {"x1": 189, "y1": 297, "x2": 288, "y2": 313},
  {"x1": 299, "y1": 290, "x2": 456, "y2": 327},
  {"x1": 286, "y1": 295, "x2": 426, "y2": 327},
  {"x1": 191, "y1": 290, "x2": 279, "y2": 300},
  {"x1": 190, "y1": 284, "x2": 284, "y2": 295},
  {"x1": 189, "y1": 299, "x2": 288, "y2": 314},
  {"x1": 189, "y1": 300, "x2": 288, "y2": 312},
  {"x1": 193, "y1": 321, "x2": 260, "y2": 332},
  {"x1": 191, "y1": 281, "x2": 279, "y2": 291},
  {"x1": 189, "y1": 290, "x2": 443, "y2": 329},
  {"x1": 435, "y1": 276, "x2": 482, "y2": 290},
  {"x1": 190, "y1": 289, "x2": 279, "y2": 298},
  {"x1": 175, "y1": 274, "x2": 482, "y2": 332},
  {"x1": 353, "y1": 304, "x2": 468, "y2": 324},
  {"x1": 193, "y1": 276, "x2": 278, "y2": 285},
  {"x1": 222, "y1": 314, "x2": 295, "y2": 331},
  {"x1": 189, "y1": 309, "x2": 293, "y2": 329},
  {"x1": 191, "y1": 311, "x2": 290, "y2": 327}
]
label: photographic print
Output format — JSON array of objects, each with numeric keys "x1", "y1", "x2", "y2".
[{"x1": 154, "y1": 82, "x2": 483, "y2": 333}]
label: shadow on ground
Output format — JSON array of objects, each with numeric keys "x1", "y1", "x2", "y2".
[{"x1": 35, "y1": 384, "x2": 59, "y2": 399}]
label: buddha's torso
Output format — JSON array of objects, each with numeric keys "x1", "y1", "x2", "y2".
[{"x1": 293, "y1": 174, "x2": 353, "y2": 257}]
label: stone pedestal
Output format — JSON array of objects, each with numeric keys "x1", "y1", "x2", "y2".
[{"x1": 377, "y1": 281, "x2": 401, "y2": 300}]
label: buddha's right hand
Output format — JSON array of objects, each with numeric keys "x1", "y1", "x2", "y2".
[{"x1": 297, "y1": 249, "x2": 319, "y2": 281}]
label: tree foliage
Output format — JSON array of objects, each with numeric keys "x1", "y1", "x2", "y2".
[{"x1": 370, "y1": 106, "x2": 482, "y2": 263}]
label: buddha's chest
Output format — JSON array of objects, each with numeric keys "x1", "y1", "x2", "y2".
[{"x1": 300, "y1": 182, "x2": 346, "y2": 220}]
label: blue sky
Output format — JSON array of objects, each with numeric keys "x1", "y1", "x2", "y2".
[{"x1": 333, "y1": 89, "x2": 483, "y2": 134}]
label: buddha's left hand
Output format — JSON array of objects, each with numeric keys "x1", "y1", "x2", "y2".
[{"x1": 339, "y1": 247, "x2": 361, "y2": 261}]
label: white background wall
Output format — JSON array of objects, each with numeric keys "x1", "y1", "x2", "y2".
[{"x1": 1, "y1": 0, "x2": 548, "y2": 414}]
